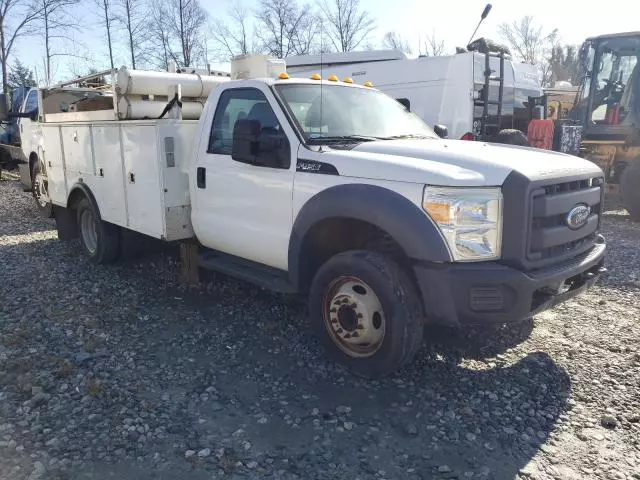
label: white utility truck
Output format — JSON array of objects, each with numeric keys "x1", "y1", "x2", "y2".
[
  {"x1": 287, "y1": 45, "x2": 543, "y2": 143},
  {"x1": 2, "y1": 56, "x2": 607, "y2": 378}
]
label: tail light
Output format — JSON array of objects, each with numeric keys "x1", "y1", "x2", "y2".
[{"x1": 461, "y1": 132, "x2": 475, "y2": 141}]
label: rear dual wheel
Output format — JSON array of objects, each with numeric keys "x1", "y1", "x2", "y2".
[
  {"x1": 76, "y1": 198, "x2": 120, "y2": 264},
  {"x1": 309, "y1": 250, "x2": 424, "y2": 378}
]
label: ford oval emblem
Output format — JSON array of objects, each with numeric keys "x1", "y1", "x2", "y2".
[{"x1": 565, "y1": 204, "x2": 591, "y2": 230}]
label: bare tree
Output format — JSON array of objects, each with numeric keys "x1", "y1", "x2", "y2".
[
  {"x1": 0, "y1": 0, "x2": 44, "y2": 94},
  {"x1": 289, "y1": 10, "x2": 319, "y2": 55},
  {"x1": 381, "y1": 31, "x2": 411, "y2": 54},
  {"x1": 420, "y1": 30, "x2": 445, "y2": 56},
  {"x1": 148, "y1": 0, "x2": 170, "y2": 69},
  {"x1": 117, "y1": 0, "x2": 146, "y2": 69},
  {"x1": 38, "y1": 0, "x2": 80, "y2": 85},
  {"x1": 498, "y1": 16, "x2": 557, "y2": 65},
  {"x1": 166, "y1": 0, "x2": 207, "y2": 68},
  {"x1": 210, "y1": 2, "x2": 253, "y2": 61},
  {"x1": 318, "y1": 0, "x2": 375, "y2": 52},
  {"x1": 94, "y1": 0, "x2": 116, "y2": 70},
  {"x1": 255, "y1": 0, "x2": 316, "y2": 58}
]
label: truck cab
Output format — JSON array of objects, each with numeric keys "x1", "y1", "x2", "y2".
[
  {"x1": 186, "y1": 70, "x2": 606, "y2": 376},
  {"x1": 0, "y1": 86, "x2": 38, "y2": 178}
]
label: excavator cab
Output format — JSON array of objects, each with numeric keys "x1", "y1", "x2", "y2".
[
  {"x1": 573, "y1": 33, "x2": 640, "y2": 137},
  {"x1": 572, "y1": 32, "x2": 640, "y2": 220}
]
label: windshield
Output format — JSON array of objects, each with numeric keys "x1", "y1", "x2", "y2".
[
  {"x1": 585, "y1": 37, "x2": 640, "y2": 125},
  {"x1": 274, "y1": 83, "x2": 437, "y2": 142}
]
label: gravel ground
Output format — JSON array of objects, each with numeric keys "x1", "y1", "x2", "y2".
[{"x1": 1, "y1": 172, "x2": 639, "y2": 480}]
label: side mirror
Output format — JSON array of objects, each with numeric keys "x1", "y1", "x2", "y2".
[
  {"x1": 434, "y1": 124, "x2": 448, "y2": 139},
  {"x1": 0, "y1": 94, "x2": 8, "y2": 122},
  {"x1": 231, "y1": 119, "x2": 287, "y2": 168},
  {"x1": 232, "y1": 119, "x2": 260, "y2": 164},
  {"x1": 396, "y1": 98, "x2": 410, "y2": 111}
]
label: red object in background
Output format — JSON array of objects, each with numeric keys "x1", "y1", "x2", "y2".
[
  {"x1": 605, "y1": 104, "x2": 621, "y2": 125},
  {"x1": 461, "y1": 132, "x2": 475, "y2": 141},
  {"x1": 527, "y1": 119, "x2": 555, "y2": 150}
]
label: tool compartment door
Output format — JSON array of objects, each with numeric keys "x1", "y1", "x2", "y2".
[
  {"x1": 40, "y1": 124, "x2": 67, "y2": 205},
  {"x1": 121, "y1": 124, "x2": 164, "y2": 237},
  {"x1": 91, "y1": 125, "x2": 127, "y2": 226},
  {"x1": 61, "y1": 125, "x2": 93, "y2": 181}
]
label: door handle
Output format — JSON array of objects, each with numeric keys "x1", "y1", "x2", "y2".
[{"x1": 197, "y1": 167, "x2": 206, "y2": 188}]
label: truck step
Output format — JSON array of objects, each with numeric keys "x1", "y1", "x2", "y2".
[{"x1": 198, "y1": 249, "x2": 296, "y2": 294}]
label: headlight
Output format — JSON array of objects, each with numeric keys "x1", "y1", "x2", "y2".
[{"x1": 423, "y1": 186, "x2": 503, "y2": 261}]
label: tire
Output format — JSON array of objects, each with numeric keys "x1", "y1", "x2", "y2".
[
  {"x1": 31, "y1": 159, "x2": 53, "y2": 218},
  {"x1": 494, "y1": 129, "x2": 529, "y2": 146},
  {"x1": 308, "y1": 250, "x2": 424, "y2": 378},
  {"x1": 76, "y1": 198, "x2": 120, "y2": 264},
  {"x1": 620, "y1": 159, "x2": 640, "y2": 221}
]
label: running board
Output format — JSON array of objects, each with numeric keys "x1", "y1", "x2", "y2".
[{"x1": 198, "y1": 249, "x2": 296, "y2": 294}]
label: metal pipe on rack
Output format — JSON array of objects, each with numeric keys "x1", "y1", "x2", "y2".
[
  {"x1": 117, "y1": 98, "x2": 203, "y2": 120},
  {"x1": 116, "y1": 67, "x2": 229, "y2": 98}
]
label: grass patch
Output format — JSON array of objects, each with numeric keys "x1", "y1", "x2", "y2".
[{"x1": 85, "y1": 377, "x2": 104, "y2": 397}]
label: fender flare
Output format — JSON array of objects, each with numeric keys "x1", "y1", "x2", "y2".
[
  {"x1": 67, "y1": 181, "x2": 100, "y2": 217},
  {"x1": 288, "y1": 183, "x2": 452, "y2": 289}
]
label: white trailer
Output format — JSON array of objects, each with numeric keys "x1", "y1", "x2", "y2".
[
  {"x1": 286, "y1": 48, "x2": 543, "y2": 141},
  {"x1": 4, "y1": 56, "x2": 607, "y2": 378}
]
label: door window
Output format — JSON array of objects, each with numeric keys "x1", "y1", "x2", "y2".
[
  {"x1": 208, "y1": 88, "x2": 281, "y2": 155},
  {"x1": 24, "y1": 90, "x2": 38, "y2": 115}
]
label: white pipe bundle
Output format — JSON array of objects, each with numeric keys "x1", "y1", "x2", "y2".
[
  {"x1": 118, "y1": 98, "x2": 203, "y2": 120},
  {"x1": 116, "y1": 66, "x2": 230, "y2": 98}
]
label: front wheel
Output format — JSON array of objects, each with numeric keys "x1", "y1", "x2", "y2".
[
  {"x1": 309, "y1": 250, "x2": 424, "y2": 378},
  {"x1": 76, "y1": 198, "x2": 120, "y2": 264},
  {"x1": 31, "y1": 159, "x2": 53, "y2": 218}
]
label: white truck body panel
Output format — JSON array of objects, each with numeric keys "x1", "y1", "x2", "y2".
[
  {"x1": 42, "y1": 120, "x2": 196, "y2": 240},
  {"x1": 287, "y1": 52, "x2": 542, "y2": 139}
]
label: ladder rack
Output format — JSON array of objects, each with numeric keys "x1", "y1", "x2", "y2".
[{"x1": 474, "y1": 52, "x2": 508, "y2": 141}]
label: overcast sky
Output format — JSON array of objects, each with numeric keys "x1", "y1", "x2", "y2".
[{"x1": 14, "y1": 0, "x2": 640, "y2": 83}]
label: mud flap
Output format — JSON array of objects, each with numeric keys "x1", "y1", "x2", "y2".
[{"x1": 53, "y1": 206, "x2": 78, "y2": 241}]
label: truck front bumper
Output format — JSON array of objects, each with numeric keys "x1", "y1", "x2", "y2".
[{"x1": 414, "y1": 235, "x2": 607, "y2": 326}]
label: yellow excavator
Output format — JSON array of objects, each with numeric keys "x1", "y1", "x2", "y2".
[{"x1": 566, "y1": 32, "x2": 640, "y2": 219}]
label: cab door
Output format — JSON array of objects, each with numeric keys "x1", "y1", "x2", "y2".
[
  {"x1": 18, "y1": 88, "x2": 41, "y2": 159},
  {"x1": 191, "y1": 84, "x2": 298, "y2": 271}
]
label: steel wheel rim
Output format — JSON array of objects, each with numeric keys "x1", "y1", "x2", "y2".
[
  {"x1": 33, "y1": 167, "x2": 50, "y2": 207},
  {"x1": 322, "y1": 276, "x2": 386, "y2": 358},
  {"x1": 80, "y1": 209, "x2": 98, "y2": 254}
]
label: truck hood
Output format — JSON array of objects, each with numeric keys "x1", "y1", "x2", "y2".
[{"x1": 318, "y1": 139, "x2": 603, "y2": 186}]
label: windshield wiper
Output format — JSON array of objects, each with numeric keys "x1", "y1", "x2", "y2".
[{"x1": 307, "y1": 135, "x2": 382, "y2": 144}]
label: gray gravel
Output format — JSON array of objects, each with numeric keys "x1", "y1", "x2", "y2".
[{"x1": 1, "y1": 173, "x2": 639, "y2": 480}]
